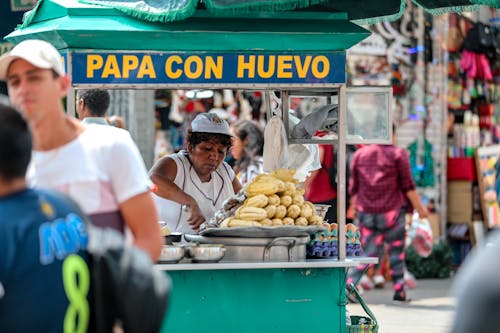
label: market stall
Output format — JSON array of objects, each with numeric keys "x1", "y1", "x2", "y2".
[{"x1": 6, "y1": 0, "x2": 498, "y2": 332}]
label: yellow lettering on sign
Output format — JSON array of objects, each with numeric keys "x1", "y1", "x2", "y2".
[
  {"x1": 205, "y1": 56, "x2": 223, "y2": 79},
  {"x1": 237, "y1": 55, "x2": 255, "y2": 78},
  {"x1": 311, "y1": 56, "x2": 329, "y2": 78},
  {"x1": 137, "y1": 55, "x2": 156, "y2": 78},
  {"x1": 257, "y1": 55, "x2": 275, "y2": 79},
  {"x1": 294, "y1": 55, "x2": 311, "y2": 78},
  {"x1": 102, "y1": 55, "x2": 121, "y2": 78},
  {"x1": 277, "y1": 55, "x2": 293, "y2": 78},
  {"x1": 86, "y1": 55, "x2": 103, "y2": 78},
  {"x1": 165, "y1": 56, "x2": 182, "y2": 79},
  {"x1": 184, "y1": 56, "x2": 203, "y2": 79},
  {"x1": 122, "y1": 55, "x2": 139, "y2": 79}
]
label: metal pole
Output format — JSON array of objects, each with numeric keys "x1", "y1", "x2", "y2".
[
  {"x1": 66, "y1": 51, "x2": 75, "y2": 117},
  {"x1": 338, "y1": 85, "x2": 347, "y2": 261}
]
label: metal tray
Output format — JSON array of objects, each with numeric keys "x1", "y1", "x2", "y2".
[{"x1": 199, "y1": 225, "x2": 326, "y2": 238}]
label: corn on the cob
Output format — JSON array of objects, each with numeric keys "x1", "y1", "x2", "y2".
[
  {"x1": 286, "y1": 204, "x2": 301, "y2": 219},
  {"x1": 229, "y1": 219, "x2": 262, "y2": 227},
  {"x1": 236, "y1": 206, "x2": 267, "y2": 221},
  {"x1": 244, "y1": 194, "x2": 269, "y2": 208},
  {"x1": 274, "y1": 205, "x2": 287, "y2": 219}
]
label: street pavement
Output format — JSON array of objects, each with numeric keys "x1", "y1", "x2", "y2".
[{"x1": 347, "y1": 276, "x2": 456, "y2": 333}]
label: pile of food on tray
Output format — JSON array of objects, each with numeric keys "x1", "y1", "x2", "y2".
[{"x1": 202, "y1": 168, "x2": 324, "y2": 230}]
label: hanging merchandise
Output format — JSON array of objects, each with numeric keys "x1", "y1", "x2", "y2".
[
  {"x1": 408, "y1": 137, "x2": 435, "y2": 187},
  {"x1": 448, "y1": 13, "x2": 464, "y2": 53},
  {"x1": 391, "y1": 63, "x2": 406, "y2": 97},
  {"x1": 168, "y1": 90, "x2": 185, "y2": 124}
]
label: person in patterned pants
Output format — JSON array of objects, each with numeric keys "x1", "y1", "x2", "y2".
[{"x1": 346, "y1": 126, "x2": 428, "y2": 303}]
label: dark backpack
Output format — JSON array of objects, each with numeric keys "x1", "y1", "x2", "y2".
[
  {"x1": 87, "y1": 225, "x2": 170, "y2": 333},
  {"x1": 47, "y1": 190, "x2": 170, "y2": 333}
]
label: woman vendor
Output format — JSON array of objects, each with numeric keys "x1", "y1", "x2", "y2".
[{"x1": 150, "y1": 113, "x2": 242, "y2": 234}]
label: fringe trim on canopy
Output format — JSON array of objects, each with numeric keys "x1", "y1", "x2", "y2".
[
  {"x1": 471, "y1": 0, "x2": 500, "y2": 7},
  {"x1": 412, "y1": 1, "x2": 479, "y2": 15},
  {"x1": 19, "y1": 0, "x2": 43, "y2": 29},
  {"x1": 77, "y1": 0, "x2": 198, "y2": 23},
  {"x1": 351, "y1": 0, "x2": 405, "y2": 25},
  {"x1": 204, "y1": 0, "x2": 326, "y2": 14}
]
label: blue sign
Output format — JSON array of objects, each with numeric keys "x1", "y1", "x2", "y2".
[{"x1": 71, "y1": 52, "x2": 346, "y2": 86}]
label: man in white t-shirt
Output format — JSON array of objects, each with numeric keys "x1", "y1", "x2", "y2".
[
  {"x1": 0, "y1": 39, "x2": 162, "y2": 260},
  {"x1": 76, "y1": 88, "x2": 111, "y2": 125}
]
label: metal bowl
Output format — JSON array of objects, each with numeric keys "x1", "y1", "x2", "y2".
[
  {"x1": 163, "y1": 232, "x2": 183, "y2": 245},
  {"x1": 188, "y1": 244, "x2": 226, "y2": 263},
  {"x1": 314, "y1": 204, "x2": 331, "y2": 221},
  {"x1": 158, "y1": 245, "x2": 185, "y2": 263}
]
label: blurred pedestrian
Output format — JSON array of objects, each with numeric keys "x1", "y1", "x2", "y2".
[
  {"x1": 0, "y1": 39, "x2": 162, "y2": 260},
  {"x1": 302, "y1": 143, "x2": 337, "y2": 223},
  {"x1": 450, "y1": 229, "x2": 500, "y2": 333},
  {"x1": 76, "y1": 88, "x2": 110, "y2": 125},
  {"x1": 108, "y1": 114, "x2": 126, "y2": 129},
  {"x1": 230, "y1": 119, "x2": 264, "y2": 186},
  {"x1": 0, "y1": 103, "x2": 169, "y2": 333},
  {"x1": 347, "y1": 126, "x2": 428, "y2": 303}
]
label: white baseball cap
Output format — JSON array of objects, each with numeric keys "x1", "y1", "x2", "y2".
[
  {"x1": 191, "y1": 113, "x2": 231, "y2": 136},
  {"x1": 0, "y1": 39, "x2": 65, "y2": 80}
]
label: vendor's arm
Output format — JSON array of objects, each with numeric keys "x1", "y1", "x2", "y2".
[
  {"x1": 119, "y1": 192, "x2": 163, "y2": 260},
  {"x1": 149, "y1": 156, "x2": 204, "y2": 230},
  {"x1": 405, "y1": 190, "x2": 429, "y2": 219},
  {"x1": 397, "y1": 149, "x2": 429, "y2": 219}
]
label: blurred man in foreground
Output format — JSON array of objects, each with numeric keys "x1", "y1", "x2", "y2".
[{"x1": 0, "y1": 39, "x2": 162, "y2": 260}]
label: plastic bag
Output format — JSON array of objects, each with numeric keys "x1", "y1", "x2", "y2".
[
  {"x1": 262, "y1": 115, "x2": 320, "y2": 182},
  {"x1": 263, "y1": 115, "x2": 289, "y2": 172},
  {"x1": 408, "y1": 213, "x2": 433, "y2": 258}
]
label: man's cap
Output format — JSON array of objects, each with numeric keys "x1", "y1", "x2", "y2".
[
  {"x1": 0, "y1": 39, "x2": 65, "y2": 80},
  {"x1": 191, "y1": 113, "x2": 231, "y2": 136}
]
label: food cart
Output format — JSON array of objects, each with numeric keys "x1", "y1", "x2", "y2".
[{"x1": 6, "y1": 0, "x2": 479, "y2": 331}]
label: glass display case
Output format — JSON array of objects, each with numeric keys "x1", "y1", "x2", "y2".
[{"x1": 279, "y1": 86, "x2": 392, "y2": 145}]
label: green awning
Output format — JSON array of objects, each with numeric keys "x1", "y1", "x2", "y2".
[
  {"x1": 70, "y1": 0, "x2": 498, "y2": 24},
  {"x1": 6, "y1": 0, "x2": 369, "y2": 52},
  {"x1": 5, "y1": 0, "x2": 499, "y2": 53}
]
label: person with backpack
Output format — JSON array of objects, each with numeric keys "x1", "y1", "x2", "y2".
[{"x1": 0, "y1": 103, "x2": 170, "y2": 333}]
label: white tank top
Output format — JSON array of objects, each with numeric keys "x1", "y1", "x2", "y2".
[{"x1": 153, "y1": 151, "x2": 236, "y2": 234}]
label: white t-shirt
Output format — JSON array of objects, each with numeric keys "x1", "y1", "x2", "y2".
[
  {"x1": 153, "y1": 151, "x2": 236, "y2": 234},
  {"x1": 27, "y1": 124, "x2": 152, "y2": 231}
]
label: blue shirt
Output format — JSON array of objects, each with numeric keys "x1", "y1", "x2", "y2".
[{"x1": 0, "y1": 189, "x2": 90, "y2": 333}]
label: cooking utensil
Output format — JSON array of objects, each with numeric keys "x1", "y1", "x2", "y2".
[
  {"x1": 314, "y1": 204, "x2": 331, "y2": 220},
  {"x1": 187, "y1": 244, "x2": 226, "y2": 263},
  {"x1": 163, "y1": 232, "x2": 183, "y2": 245},
  {"x1": 158, "y1": 245, "x2": 185, "y2": 263},
  {"x1": 184, "y1": 234, "x2": 309, "y2": 262}
]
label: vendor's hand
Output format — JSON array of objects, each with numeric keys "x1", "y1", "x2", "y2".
[{"x1": 187, "y1": 203, "x2": 205, "y2": 232}]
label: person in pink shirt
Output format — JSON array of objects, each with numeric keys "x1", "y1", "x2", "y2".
[{"x1": 347, "y1": 126, "x2": 428, "y2": 303}]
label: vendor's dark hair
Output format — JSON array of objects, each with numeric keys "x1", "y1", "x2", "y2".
[
  {"x1": 0, "y1": 103, "x2": 32, "y2": 180},
  {"x1": 77, "y1": 89, "x2": 110, "y2": 117},
  {"x1": 232, "y1": 120, "x2": 264, "y2": 173},
  {"x1": 186, "y1": 131, "x2": 232, "y2": 150}
]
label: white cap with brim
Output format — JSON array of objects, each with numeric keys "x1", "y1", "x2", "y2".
[
  {"x1": 0, "y1": 39, "x2": 65, "y2": 80},
  {"x1": 191, "y1": 113, "x2": 231, "y2": 136}
]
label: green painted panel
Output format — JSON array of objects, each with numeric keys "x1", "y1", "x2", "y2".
[{"x1": 161, "y1": 268, "x2": 347, "y2": 333}]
